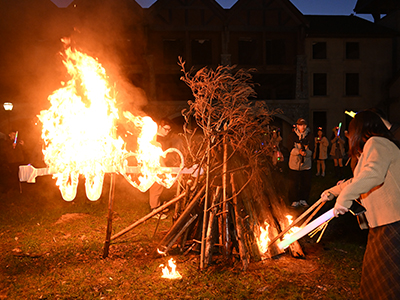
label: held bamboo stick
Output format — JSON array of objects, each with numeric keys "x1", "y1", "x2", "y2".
[
  {"x1": 277, "y1": 208, "x2": 335, "y2": 249},
  {"x1": 268, "y1": 198, "x2": 324, "y2": 248}
]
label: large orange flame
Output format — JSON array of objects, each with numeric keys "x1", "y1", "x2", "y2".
[
  {"x1": 38, "y1": 39, "x2": 125, "y2": 201},
  {"x1": 37, "y1": 39, "x2": 184, "y2": 201}
]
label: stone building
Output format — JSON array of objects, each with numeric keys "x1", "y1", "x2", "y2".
[{"x1": 0, "y1": 0, "x2": 397, "y2": 150}]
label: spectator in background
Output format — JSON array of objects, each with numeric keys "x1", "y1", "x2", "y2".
[
  {"x1": 270, "y1": 128, "x2": 283, "y2": 171},
  {"x1": 288, "y1": 118, "x2": 314, "y2": 207},
  {"x1": 330, "y1": 126, "x2": 346, "y2": 179},
  {"x1": 313, "y1": 127, "x2": 329, "y2": 177},
  {"x1": 321, "y1": 110, "x2": 400, "y2": 300},
  {"x1": 3, "y1": 129, "x2": 25, "y2": 192}
]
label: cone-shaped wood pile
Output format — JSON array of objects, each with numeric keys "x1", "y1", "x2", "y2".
[{"x1": 156, "y1": 61, "x2": 304, "y2": 269}]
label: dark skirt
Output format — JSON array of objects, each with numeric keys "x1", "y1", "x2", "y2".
[{"x1": 360, "y1": 220, "x2": 400, "y2": 300}]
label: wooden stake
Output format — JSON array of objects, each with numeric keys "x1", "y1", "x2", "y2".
[{"x1": 103, "y1": 173, "x2": 116, "y2": 258}]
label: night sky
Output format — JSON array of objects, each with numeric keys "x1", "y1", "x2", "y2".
[{"x1": 52, "y1": 0, "x2": 374, "y2": 22}]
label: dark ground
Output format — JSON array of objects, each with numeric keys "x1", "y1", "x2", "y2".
[{"x1": 0, "y1": 158, "x2": 368, "y2": 299}]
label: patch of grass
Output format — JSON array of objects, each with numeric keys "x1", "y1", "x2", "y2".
[{"x1": 0, "y1": 170, "x2": 365, "y2": 299}]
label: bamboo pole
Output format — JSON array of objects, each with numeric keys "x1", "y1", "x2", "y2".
[
  {"x1": 222, "y1": 125, "x2": 229, "y2": 257},
  {"x1": 173, "y1": 176, "x2": 182, "y2": 223},
  {"x1": 231, "y1": 173, "x2": 249, "y2": 271},
  {"x1": 200, "y1": 137, "x2": 211, "y2": 269},
  {"x1": 163, "y1": 214, "x2": 198, "y2": 254},
  {"x1": 157, "y1": 185, "x2": 206, "y2": 250},
  {"x1": 205, "y1": 187, "x2": 221, "y2": 265},
  {"x1": 110, "y1": 192, "x2": 186, "y2": 241},
  {"x1": 103, "y1": 173, "x2": 116, "y2": 258}
]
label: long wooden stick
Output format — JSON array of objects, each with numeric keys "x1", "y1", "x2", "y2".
[
  {"x1": 205, "y1": 187, "x2": 221, "y2": 265},
  {"x1": 110, "y1": 192, "x2": 186, "y2": 241},
  {"x1": 157, "y1": 185, "x2": 206, "y2": 250},
  {"x1": 222, "y1": 127, "x2": 229, "y2": 257},
  {"x1": 103, "y1": 173, "x2": 116, "y2": 258},
  {"x1": 231, "y1": 173, "x2": 249, "y2": 271},
  {"x1": 200, "y1": 138, "x2": 211, "y2": 270},
  {"x1": 303, "y1": 202, "x2": 326, "y2": 227},
  {"x1": 164, "y1": 214, "x2": 198, "y2": 253}
]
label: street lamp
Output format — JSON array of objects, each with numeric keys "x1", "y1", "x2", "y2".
[
  {"x1": 3, "y1": 102, "x2": 13, "y2": 111},
  {"x1": 3, "y1": 102, "x2": 13, "y2": 131}
]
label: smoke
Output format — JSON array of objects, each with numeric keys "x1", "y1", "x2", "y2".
[{"x1": 0, "y1": 0, "x2": 148, "y2": 122}]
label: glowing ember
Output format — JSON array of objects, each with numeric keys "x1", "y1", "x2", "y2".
[
  {"x1": 38, "y1": 38, "x2": 125, "y2": 201},
  {"x1": 256, "y1": 221, "x2": 270, "y2": 254},
  {"x1": 160, "y1": 258, "x2": 182, "y2": 279}
]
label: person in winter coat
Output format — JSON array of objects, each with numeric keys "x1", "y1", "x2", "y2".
[
  {"x1": 313, "y1": 127, "x2": 329, "y2": 177},
  {"x1": 287, "y1": 118, "x2": 314, "y2": 207},
  {"x1": 321, "y1": 110, "x2": 400, "y2": 300},
  {"x1": 330, "y1": 126, "x2": 346, "y2": 178}
]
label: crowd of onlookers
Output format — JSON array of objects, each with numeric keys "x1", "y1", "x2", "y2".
[{"x1": 268, "y1": 107, "x2": 400, "y2": 209}]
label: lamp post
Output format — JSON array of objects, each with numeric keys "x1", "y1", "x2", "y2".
[{"x1": 3, "y1": 102, "x2": 13, "y2": 131}]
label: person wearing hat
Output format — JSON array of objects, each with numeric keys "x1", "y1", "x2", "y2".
[{"x1": 287, "y1": 118, "x2": 314, "y2": 207}]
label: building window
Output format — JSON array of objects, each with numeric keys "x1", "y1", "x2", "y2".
[
  {"x1": 266, "y1": 39, "x2": 286, "y2": 65},
  {"x1": 238, "y1": 37, "x2": 262, "y2": 65},
  {"x1": 155, "y1": 74, "x2": 193, "y2": 101},
  {"x1": 346, "y1": 42, "x2": 359, "y2": 59},
  {"x1": 252, "y1": 73, "x2": 295, "y2": 100},
  {"x1": 163, "y1": 39, "x2": 185, "y2": 65},
  {"x1": 191, "y1": 39, "x2": 212, "y2": 65},
  {"x1": 313, "y1": 73, "x2": 327, "y2": 96},
  {"x1": 346, "y1": 73, "x2": 359, "y2": 96},
  {"x1": 312, "y1": 42, "x2": 327, "y2": 59}
]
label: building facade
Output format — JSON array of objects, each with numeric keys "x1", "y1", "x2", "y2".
[{"x1": 0, "y1": 0, "x2": 397, "y2": 150}]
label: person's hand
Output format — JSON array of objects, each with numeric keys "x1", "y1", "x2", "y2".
[
  {"x1": 333, "y1": 203, "x2": 348, "y2": 217},
  {"x1": 321, "y1": 191, "x2": 334, "y2": 202}
]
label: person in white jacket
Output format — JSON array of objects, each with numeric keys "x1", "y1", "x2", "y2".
[{"x1": 321, "y1": 110, "x2": 400, "y2": 300}]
